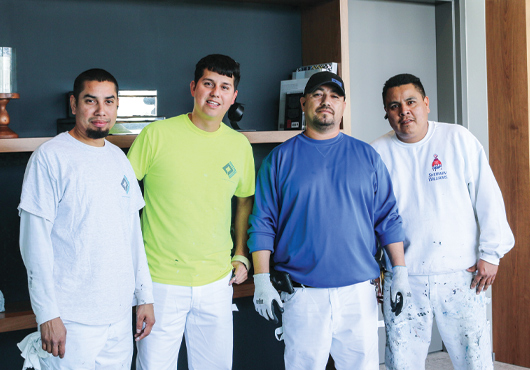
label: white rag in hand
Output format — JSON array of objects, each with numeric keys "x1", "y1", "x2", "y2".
[{"x1": 17, "y1": 331, "x2": 51, "y2": 370}]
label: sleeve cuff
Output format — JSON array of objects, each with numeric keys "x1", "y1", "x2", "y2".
[
  {"x1": 35, "y1": 309, "x2": 61, "y2": 326},
  {"x1": 248, "y1": 233, "x2": 275, "y2": 254},
  {"x1": 479, "y1": 253, "x2": 500, "y2": 266},
  {"x1": 134, "y1": 290, "x2": 154, "y2": 306}
]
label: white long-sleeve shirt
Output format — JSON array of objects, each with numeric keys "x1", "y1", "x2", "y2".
[
  {"x1": 371, "y1": 122, "x2": 514, "y2": 275},
  {"x1": 18, "y1": 133, "x2": 153, "y2": 325}
]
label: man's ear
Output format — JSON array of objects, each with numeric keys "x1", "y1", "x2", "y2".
[
  {"x1": 231, "y1": 90, "x2": 238, "y2": 105},
  {"x1": 70, "y1": 94, "x2": 77, "y2": 115},
  {"x1": 300, "y1": 96, "x2": 306, "y2": 112},
  {"x1": 190, "y1": 81, "x2": 196, "y2": 98}
]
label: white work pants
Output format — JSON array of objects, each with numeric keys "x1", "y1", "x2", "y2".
[
  {"x1": 40, "y1": 311, "x2": 132, "y2": 370},
  {"x1": 383, "y1": 270, "x2": 493, "y2": 370},
  {"x1": 136, "y1": 273, "x2": 233, "y2": 370},
  {"x1": 280, "y1": 280, "x2": 379, "y2": 370}
]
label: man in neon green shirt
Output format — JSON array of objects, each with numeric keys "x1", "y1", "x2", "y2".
[{"x1": 127, "y1": 54, "x2": 255, "y2": 370}]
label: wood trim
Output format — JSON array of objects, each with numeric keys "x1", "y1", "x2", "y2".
[
  {"x1": 233, "y1": 278, "x2": 255, "y2": 299},
  {"x1": 241, "y1": 130, "x2": 301, "y2": 143},
  {"x1": 486, "y1": 0, "x2": 530, "y2": 366},
  {"x1": 301, "y1": 0, "x2": 342, "y2": 66},
  {"x1": 0, "y1": 301, "x2": 36, "y2": 333},
  {"x1": 339, "y1": 0, "x2": 351, "y2": 136},
  {"x1": 0, "y1": 137, "x2": 51, "y2": 153},
  {"x1": 0, "y1": 282, "x2": 255, "y2": 333},
  {"x1": 203, "y1": 0, "x2": 332, "y2": 5},
  {"x1": 0, "y1": 131, "x2": 303, "y2": 153},
  {"x1": 300, "y1": 0, "x2": 351, "y2": 134}
]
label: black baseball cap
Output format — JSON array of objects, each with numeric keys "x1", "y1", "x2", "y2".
[{"x1": 303, "y1": 71, "x2": 346, "y2": 97}]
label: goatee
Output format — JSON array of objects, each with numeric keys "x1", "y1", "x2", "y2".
[{"x1": 86, "y1": 128, "x2": 110, "y2": 139}]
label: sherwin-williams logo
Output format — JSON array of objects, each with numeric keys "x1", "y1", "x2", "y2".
[
  {"x1": 223, "y1": 162, "x2": 237, "y2": 179},
  {"x1": 432, "y1": 154, "x2": 442, "y2": 171},
  {"x1": 428, "y1": 154, "x2": 447, "y2": 182},
  {"x1": 121, "y1": 175, "x2": 130, "y2": 194}
]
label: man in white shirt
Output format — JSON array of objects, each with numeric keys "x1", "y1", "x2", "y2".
[
  {"x1": 371, "y1": 73, "x2": 514, "y2": 370},
  {"x1": 18, "y1": 68, "x2": 155, "y2": 369}
]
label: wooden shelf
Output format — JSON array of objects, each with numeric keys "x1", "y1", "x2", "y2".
[
  {"x1": 0, "y1": 282, "x2": 254, "y2": 333},
  {"x1": 233, "y1": 277, "x2": 255, "y2": 299},
  {"x1": 0, "y1": 301, "x2": 36, "y2": 333},
  {"x1": 0, "y1": 131, "x2": 302, "y2": 153}
]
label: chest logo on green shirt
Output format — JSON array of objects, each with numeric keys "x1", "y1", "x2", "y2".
[
  {"x1": 121, "y1": 175, "x2": 130, "y2": 194},
  {"x1": 222, "y1": 162, "x2": 237, "y2": 179}
]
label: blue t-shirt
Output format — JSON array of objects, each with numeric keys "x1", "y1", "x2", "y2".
[{"x1": 248, "y1": 133, "x2": 404, "y2": 288}]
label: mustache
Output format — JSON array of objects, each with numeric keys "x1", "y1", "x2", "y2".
[
  {"x1": 89, "y1": 118, "x2": 111, "y2": 124},
  {"x1": 316, "y1": 105, "x2": 334, "y2": 114}
]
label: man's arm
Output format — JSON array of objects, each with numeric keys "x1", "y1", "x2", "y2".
[
  {"x1": 126, "y1": 129, "x2": 151, "y2": 181},
  {"x1": 230, "y1": 195, "x2": 254, "y2": 285},
  {"x1": 383, "y1": 241, "x2": 405, "y2": 267},
  {"x1": 252, "y1": 250, "x2": 271, "y2": 274},
  {"x1": 247, "y1": 153, "x2": 283, "y2": 321},
  {"x1": 129, "y1": 211, "x2": 155, "y2": 340},
  {"x1": 19, "y1": 210, "x2": 66, "y2": 358},
  {"x1": 467, "y1": 145, "x2": 515, "y2": 293}
]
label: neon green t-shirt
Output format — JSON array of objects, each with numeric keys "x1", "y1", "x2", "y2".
[{"x1": 127, "y1": 114, "x2": 255, "y2": 286}]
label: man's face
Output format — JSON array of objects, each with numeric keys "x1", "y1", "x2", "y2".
[
  {"x1": 384, "y1": 83, "x2": 430, "y2": 143},
  {"x1": 190, "y1": 69, "x2": 238, "y2": 122},
  {"x1": 70, "y1": 80, "x2": 118, "y2": 142},
  {"x1": 301, "y1": 85, "x2": 346, "y2": 133}
]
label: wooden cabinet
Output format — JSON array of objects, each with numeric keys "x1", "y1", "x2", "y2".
[{"x1": 0, "y1": 0, "x2": 350, "y2": 333}]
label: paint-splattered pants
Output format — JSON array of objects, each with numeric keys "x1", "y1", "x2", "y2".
[
  {"x1": 280, "y1": 280, "x2": 379, "y2": 370},
  {"x1": 39, "y1": 311, "x2": 132, "y2": 369},
  {"x1": 383, "y1": 270, "x2": 493, "y2": 370}
]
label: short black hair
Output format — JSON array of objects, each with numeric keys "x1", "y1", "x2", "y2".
[
  {"x1": 382, "y1": 73, "x2": 426, "y2": 104},
  {"x1": 194, "y1": 54, "x2": 241, "y2": 90},
  {"x1": 73, "y1": 68, "x2": 118, "y2": 101}
]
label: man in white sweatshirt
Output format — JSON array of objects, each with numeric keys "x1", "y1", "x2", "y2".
[
  {"x1": 18, "y1": 68, "x2": 154, "y2": 369},
  {"x1": 371, "y1": 73, "x2": 514, "y2": 370}
]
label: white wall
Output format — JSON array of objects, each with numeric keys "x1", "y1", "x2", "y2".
[
  {"x1": 348, "y1": 0, "x2": 439, "y2": 144},
  {"x1": 458, "y1": 0, "x2": 489, "y2": 156}
]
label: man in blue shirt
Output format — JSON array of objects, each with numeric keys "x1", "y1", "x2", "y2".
[{"x1": 248, "y1": 72, "x2": 411, "y2": 369}]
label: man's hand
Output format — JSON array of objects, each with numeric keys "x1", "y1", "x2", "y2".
[
  {"x1": 135, "y1": 304, "x2": 155, "y2": 341},
  {"x1": 253, "y1": 273, "x2": 284, "y2": 323},
  {"x1": 390, "y1": 266, "x2": 412, "y2": 316},
  {"x1": 229, "y1": 260, "x2": 248, "y2": 285},
  {"x1": 40, "y1": 317, "x2": 67, "y2": 358},
  {"x1": 467, "y1": 259, "x2": 498, "y2": 294}
]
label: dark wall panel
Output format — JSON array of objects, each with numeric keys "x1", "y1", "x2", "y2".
[{"x1": 0, "y1": 0, "x2": 302, "y2": 136}]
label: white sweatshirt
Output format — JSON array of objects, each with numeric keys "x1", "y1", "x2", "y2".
[
  {"x1": 18, "y1": 133, "x2": 153, "y2": 325},
  {"x1": 371, "y1": 122, "x2": 514, "y2": 275}
]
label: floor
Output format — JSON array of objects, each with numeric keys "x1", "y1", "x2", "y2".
[{"x1": 378, "y1": 351, "x2": 529, "y2": 370}]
